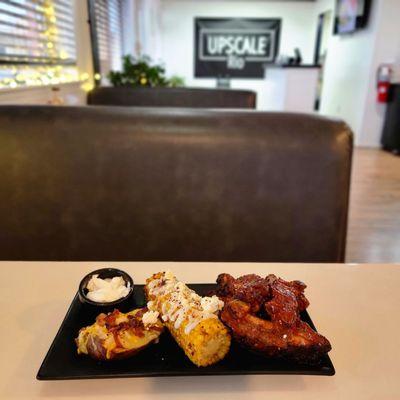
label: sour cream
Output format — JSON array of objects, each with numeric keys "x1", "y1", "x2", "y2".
[{"x1": 86, "y1": 274, "x2": 130, "y2": 303}]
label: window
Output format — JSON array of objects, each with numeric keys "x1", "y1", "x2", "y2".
[
  {"x1": 89, "y1": 0, "x2": 124, "y2": 84},
  {"x1": 0, "y1": 0, "x2": 78, "y2": 89}
]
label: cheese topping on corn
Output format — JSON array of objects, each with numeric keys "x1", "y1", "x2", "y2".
[{"x1": 147, "y1": 270, "x2": 224, "y2": 334}]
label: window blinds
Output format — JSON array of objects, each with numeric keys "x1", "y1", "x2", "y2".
[
  {"x1": 0, "y1": 0, "x2": 76, "y2": 65},
  {"x1": 90, "y1": 0, "x2": 123, "y2": 82}
]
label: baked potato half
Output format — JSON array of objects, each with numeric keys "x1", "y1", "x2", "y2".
[{"x1": 76, "y1": 307, "x2": 163, "y2": 360}]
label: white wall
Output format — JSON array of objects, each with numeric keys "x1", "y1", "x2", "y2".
[
  {"x1": 0, "y1": 0, "x2": 93, "y2": 105},
  {"x1": 318, "y1": 0, "x2": 400, "y2": 146},
  {"x1": 159, "y1": 0, "x2": 318, "y2": 106},
  {"x1": 358, "y1": 0, "x2": 400, "y2": 146},
  {"x1": 313, "y1": 0, "x2": 335, "y2": 19},
  {"x1": 318, "y1": 0, "x2": 378, "y2": 145}
]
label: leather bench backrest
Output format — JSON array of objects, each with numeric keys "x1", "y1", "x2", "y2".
[
  {"x1": 0, "y1": 106, "x2": 352, "y2": 262},
  {"x1": 87, "y1": 87, "x2": 256, "y2": 109}
]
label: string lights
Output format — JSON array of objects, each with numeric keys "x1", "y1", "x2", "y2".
[
  {"x1": 0, "y1": 0, "x2": 94, "y2": 92},
  {"x1": 0, "y1": 65, "x2": 88, "y2": 90}
]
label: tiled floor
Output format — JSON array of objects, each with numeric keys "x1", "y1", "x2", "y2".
[{"x1": 346, "y1": 148, "x2": 400, "y2": 263}]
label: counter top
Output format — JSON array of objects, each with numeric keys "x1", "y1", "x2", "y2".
[
  {"x1": 1, "y1": 261, "x2": 399, "y2": 399},
  {"x1": 266, "y1": 64, "x2": 321, "y2": 69}
]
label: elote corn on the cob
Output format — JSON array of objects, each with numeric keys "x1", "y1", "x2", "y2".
[{"x1": 145, "y1": 271, "x2": 231, "y2": 367}]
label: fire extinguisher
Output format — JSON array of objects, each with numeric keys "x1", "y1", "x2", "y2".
[{"x1": 376, "y1": 64, "x2": 392, "y2": 103}]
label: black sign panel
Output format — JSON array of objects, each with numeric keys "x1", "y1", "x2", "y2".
[{"x1": 195, "y1": 18, "x2": 281, "y2": 79}]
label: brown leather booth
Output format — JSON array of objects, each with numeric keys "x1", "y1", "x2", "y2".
[
  {"x1": 0, "y1": 106, "x2": 352, "y2": 262},
  {"x1": 87, "y1": 87, "x2": 257, "y2": 109}
]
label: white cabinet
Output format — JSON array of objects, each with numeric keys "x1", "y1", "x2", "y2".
[{"x1": 258, "y1": 66, "x2": 320, "y2": 112}]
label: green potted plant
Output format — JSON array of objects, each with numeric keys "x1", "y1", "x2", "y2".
[{"x1": 108, "y1": 55, "x2": 184, "y2": 88}]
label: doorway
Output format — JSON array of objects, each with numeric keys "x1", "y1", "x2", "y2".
[{"x1": 314, "y1": 10, "x2": 333, "y2": 110}]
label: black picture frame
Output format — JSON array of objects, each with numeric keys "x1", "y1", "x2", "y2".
[
  {"x1": 194, "y1": 18, "x2": 281, "y2": 79},
  {"x1": 333, "y1": 0, "x2": 372, "y2": 35}
]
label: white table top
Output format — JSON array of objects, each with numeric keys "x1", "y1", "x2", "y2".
[{"x1": 1, "y1": 261, "x2": 399, "y2": 399}]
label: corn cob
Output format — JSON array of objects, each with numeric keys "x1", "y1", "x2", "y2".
[{"x1": 145, "y1": 271, "x2": 231, "y2": 367}]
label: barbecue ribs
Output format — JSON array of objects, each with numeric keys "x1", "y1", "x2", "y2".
[{"x1": 216, "y1": 273, "x2": 331, "y2": 363}]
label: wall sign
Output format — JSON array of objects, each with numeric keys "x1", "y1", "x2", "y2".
[{"x1": 195, "y1": 18, "x2": 281, "y2": 79}]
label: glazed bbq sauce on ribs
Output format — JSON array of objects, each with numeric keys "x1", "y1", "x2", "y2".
[
  {"x1": 216, "y1": 273, "x2": 271, "y2": 314},
  {"x1": 216, "y1": 273, "x2": 310, "y2": 324}
]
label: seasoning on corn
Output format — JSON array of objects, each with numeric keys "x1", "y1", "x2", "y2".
[{"x1": 145, "y1": 271, "x2": 231, "y2": 367}]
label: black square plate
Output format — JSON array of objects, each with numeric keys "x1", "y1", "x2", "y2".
[{"x1": 37, "y1": 284, "x2": 335, "y2": 380}]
